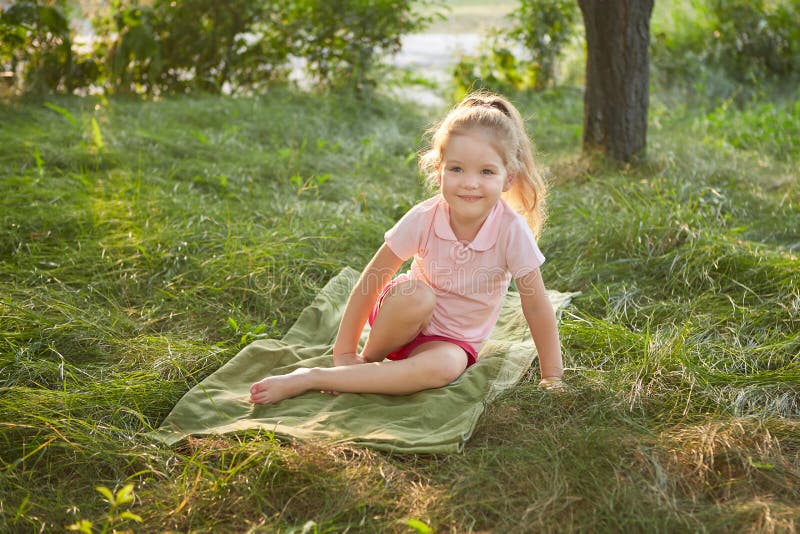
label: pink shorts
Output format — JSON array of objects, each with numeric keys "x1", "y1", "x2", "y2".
[{"x1": 368, "y1": 276, "x2": 478, "y2": 368}]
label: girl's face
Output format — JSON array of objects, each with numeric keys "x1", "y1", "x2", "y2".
[{"x1": 439, "y1": 128, "x2": 512, "y2": 226}]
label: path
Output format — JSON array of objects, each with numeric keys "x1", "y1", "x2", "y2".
[{"x1": 391, "y1": 33, "x2": 482, "y2": 107}]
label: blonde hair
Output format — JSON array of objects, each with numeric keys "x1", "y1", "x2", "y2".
[{"x1": 418, "y1": 91, "x2": 547, "y2": 238}]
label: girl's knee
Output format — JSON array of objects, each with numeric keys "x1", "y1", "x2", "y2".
[{"x1": 427, "y1": 349, "x2": 469, "y2": 388}]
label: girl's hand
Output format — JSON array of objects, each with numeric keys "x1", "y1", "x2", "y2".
[
  {"x1": 539, "y1": 376, "x2": 565, "y2": 391},
  {"x1": 332, "y1": 351, "x2": 365, "y2": 367}
]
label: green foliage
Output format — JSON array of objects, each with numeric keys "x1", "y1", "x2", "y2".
[
  {"x1": 0, "y1": 0, "x2": 98, "y2": 94},
  {"x1": 67, "y1": 484, "x2": 143, "y2": 533},
  {"x1": 508, "y1": 0, "x2": 578, "y2": 88},
  {"x1": 405, "y1": 518, "x2": 434, "y2": 533},
  {"x1": 452, "y1": 30, "x2": 537, "y2": 97},
  {"x1": 226, "y1": 316, "x2": 280, "y2": 348},
  {"x1": 651, "y1": 0, "x2": 800, "y2": 97},
  {"x1": 707, "y1": 0, "x2": 800, "y2": 82},
  {"x1": 284, "y1": 0, "x2": 441, "y2": 92},
  {"x1": 94, "y1": 0, "x2": 294, "y2": 95},
  {"x1": 1, "y1": 0, "x2": 440, "y2": 96},
  {"x1": 701, "y1": 99, "x2": 800, "y2": 161},
  {"x1": 453, "y1": 0, "x2": 578, "y2": 95}
]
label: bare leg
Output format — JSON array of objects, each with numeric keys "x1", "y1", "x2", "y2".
[
  {"x1": 250, "y1": 341, "x2": 468, "y2": 404},
  {"x1": 359, "y1": 279, "x2": 435, "y2": 363}
]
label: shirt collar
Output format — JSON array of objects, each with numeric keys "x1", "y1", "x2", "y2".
[{"x1": 433, "y1": 195, "x2": 504, "y2": 251}]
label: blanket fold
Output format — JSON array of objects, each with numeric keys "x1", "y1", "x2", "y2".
[{"x1": 150, "y1": 267, "x2": 577, "y2": 453}]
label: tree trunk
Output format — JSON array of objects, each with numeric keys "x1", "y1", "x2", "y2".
[{"x1": 578, "y1": 0, "x2": 654, "y2": 162}]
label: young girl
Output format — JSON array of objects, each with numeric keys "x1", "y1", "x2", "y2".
[{"x1": 250, "y1": 91, "x2": 563, "y2": 404}]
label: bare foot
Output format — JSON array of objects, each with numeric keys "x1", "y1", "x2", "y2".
[
  {"x1": 332, "y1": 352, "x2": 365, "y2": 366},
  {"x1": 250, "y1": 368, "x2": 314, "y2": 404}
]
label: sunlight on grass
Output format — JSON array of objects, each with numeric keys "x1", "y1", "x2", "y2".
[{"x1": 1, "y1": 83, "x2": 798, "y2": 531}]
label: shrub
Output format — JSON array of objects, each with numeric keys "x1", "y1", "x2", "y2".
[
  {"x1": 651, "y1": 0, "x2": 800, "y2": 94},
  {"x1": 452, "y1": 30, "x2": 536, "y2": 97},
  {"x1": 0, "y1": 0, "x2": 98, "y2": 95},
  {"x1": 94, "y1": 0, "x2": 295, "y2": 95},
  {"x1": 2, "y1": 0, "x2": 440, "y2": 96},
  {"x1": 508, "y1": 0, "x2": 579, "y2": 89},
  {"x1": 707, "y1": 0, "x2": 800, "y2": 83},
  {"x1": 285, "y1": 0, "x2": 440, "y2": 92},
  {"x1": 453, "y1": 0, "x2": 578, "y2": 95}
]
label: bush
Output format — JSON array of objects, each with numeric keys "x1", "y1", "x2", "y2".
[
  {"x1": 0, "y1": 0, "x2": 98, "y2": 95},
  {"x1": 651, "y1": 0, "x2": 800, "y2": 95},
  {"x1": 1, "y1": 0, "x2": 440, "y2": 96},
  {"x1": 453, "y1": 0, "x2": 578, "y2": 95},
  {"x1": 285, "y1": 0, "x2": 439, "y2": 92},
  {"x1": 452, "y1": 30, "x2": 536, "y2": 97},
  {"x1": 508, "y1": 0, "x2": 578, "y2": 89},
  {"x1": 707, "y1": 0, "x2": 800, "y2": 83},
  {"x1": 94, "y1": 0, "x2": 295, "y2": 95}
]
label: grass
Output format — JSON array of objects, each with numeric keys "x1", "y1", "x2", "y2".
[{"x1": 1, "y1": 77, "x2": 799, "y2": 533}]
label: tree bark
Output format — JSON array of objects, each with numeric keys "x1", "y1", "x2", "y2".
[{"x1": 578, "y1": 0, "x2": 654, "y2": 162}]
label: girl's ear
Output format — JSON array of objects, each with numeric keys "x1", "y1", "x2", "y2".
[{"x1": 503, "y1": 173, "x2": 514, "y2": 192}]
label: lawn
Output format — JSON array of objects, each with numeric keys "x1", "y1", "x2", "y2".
[{"x1": 1, "y1": 79, "x2": 798, "y2": 532}]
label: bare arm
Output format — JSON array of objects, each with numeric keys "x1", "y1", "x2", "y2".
[
  {"x1": 332, "y1": 243, "x2": 404, "y2": 358},
  {"x1": 517, "y1": 269, "x2": 563, "y2": 384}
]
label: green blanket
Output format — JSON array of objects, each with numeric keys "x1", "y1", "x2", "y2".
[{"x1": 150, "y1": 267, "x2": 576, "y2": 453}]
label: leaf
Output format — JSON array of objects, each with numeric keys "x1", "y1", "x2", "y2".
[
  {"x1": 192, "y1": 131, "x2": 210, "y2": 145},
  {"x1": 33, "y1": 147, "x2": 44, "y2": 175},
  {"x1": 118, "y1": 511, "x2": 143, "y2": 523},
  {"x1": 251, "y1": 324, "x2": 266, "y2": 335},
  {"x1": 44, "y1": 102, "x2": 78, "y2": 127},
  {"x1": 227, "y1": 317, "x2": 238, "y2": 331},
  {"x1": 95, "y1": 485, "x2": 114, "y2": 504},
  {"x1": 91, "y1": 118, "x2": 104, "y2": 150},
  {"x1": 66, "y1": 519, "x2": 94, "y2": 533},
  {"x1": 404, "y1": 518, "x2": 433, "y2": 534},
  {"x1": 115, "y1": 483, "x2": 135, "y2": 506},
  {"x1": 748, "y1": 457, "x2": 775, "y2": 470},
  {"x1": 38, "y1": 5, "x2": 69, "y2": 34},
  {"x1": 14, "y1": 495, "x2": 31, "y2": 521}
]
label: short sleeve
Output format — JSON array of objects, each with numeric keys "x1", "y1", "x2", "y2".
[
  {"x1": 384, "y1": 204, "x2": 426, "y2": 261},
  {"x1": 506, "y1": 217, "x2": 546, "y2": 279}
]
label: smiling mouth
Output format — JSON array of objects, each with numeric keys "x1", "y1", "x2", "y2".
[{"x1": 458, "y1": 195, "x2": 483, "y2": 202}]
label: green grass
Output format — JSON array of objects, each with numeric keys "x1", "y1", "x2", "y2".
[{"x1": 1, "y1": 82, "x2": 799, "y2": 532}]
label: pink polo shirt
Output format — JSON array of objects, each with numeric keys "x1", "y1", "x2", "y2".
[{"x1": 384, "y1": 195, "x2": 545, "y2": 350}]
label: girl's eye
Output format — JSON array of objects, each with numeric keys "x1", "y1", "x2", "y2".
[
  {"x1": 449, "y1": 166, "x2": 462, "y2": 172},
  {"x1": 482, "y1": 169, "x2": 495, "y2": 175}
]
